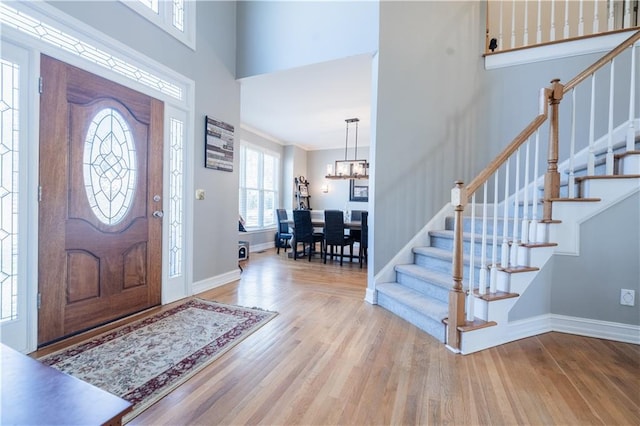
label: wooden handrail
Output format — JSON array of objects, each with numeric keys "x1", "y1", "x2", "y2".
[
  {"x1": 466, "y1": 90, "x2": 549, "y2": 196},
  {"x1": 563, "y1": 30, "x2": 640, "y2": 93}
]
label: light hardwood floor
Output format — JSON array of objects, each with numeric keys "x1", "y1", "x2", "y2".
[{"x1": 37, "y1": 249, "x2": 640, "y2": 425}]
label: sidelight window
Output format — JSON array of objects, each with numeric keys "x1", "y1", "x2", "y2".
[{"x1": 0, "y1": 58, "x2": 19, "y2": 322}]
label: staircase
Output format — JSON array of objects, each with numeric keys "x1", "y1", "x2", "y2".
[{"x1": 375, "y1": 31, "x2": 640, "y2": 354}]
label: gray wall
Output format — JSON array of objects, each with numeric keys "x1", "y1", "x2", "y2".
[
  {"x1": 307, "y1": 148, "x2": 370, "y2": 212},
  {"x1": 373, "y1": 1, "x2": 489, "y2": 272},
  {"x1": 551, "y1": 193, "x2": 640, "y2": 324},
  {"x1": 50, "y1": 1, "x2": 242, "y2": 283},
  {"x1": 236, "y1": 1, "x2": 379, "y2": 78}
]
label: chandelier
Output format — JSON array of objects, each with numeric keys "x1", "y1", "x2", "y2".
[{"x1": 325, "y1": 118, "x2": 369, "y2": 179}]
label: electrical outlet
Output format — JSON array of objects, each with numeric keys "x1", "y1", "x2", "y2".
[
  {"x1": 620, "y1": 289, "x2": 635, "y2": 306},
  {"x1": 195, "y1": 189, "x2": 205, "y2": 200}
]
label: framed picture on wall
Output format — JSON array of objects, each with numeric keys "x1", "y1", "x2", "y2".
[
  {"x1": 349, "y1": 179, "x2": 368, "y2": 202},
  {"x1": 204, "y1": 116, "x2": 234, "y2": 172}
]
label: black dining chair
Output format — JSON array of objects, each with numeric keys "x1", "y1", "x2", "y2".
[
  {"x1": 292, "y1": 210, "x2": 323, "y2": 261},
  {"x1": 349, "y1": 210, "x2": 365, "y2": 242},
  {"x1": 275, "y1": 209, "x2": 293, "y2": 254},
  {"x1": 359, "y1": 211, "x2": 368, "y2": 268},
  {"x1": 323, "y1": 210, "x2": 355, "y2": 266}
]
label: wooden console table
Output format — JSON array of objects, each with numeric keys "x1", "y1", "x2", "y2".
[{"x1": 1, "y1": 343, "x2": 132, "y2": 425}]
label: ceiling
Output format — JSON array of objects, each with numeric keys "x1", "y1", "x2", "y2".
[{"x1": 239, "y1": 53, "x2": 373, "y2": 151}]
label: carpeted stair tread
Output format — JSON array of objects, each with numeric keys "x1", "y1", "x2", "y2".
[
  {"x1": 376, "y1": 282, "x2": 449, "y2": 322},
  {"x1": 413, "y1": 246, "x2": 453, "y2": 260},
  {"x1": 430, "y1": 229, "x2": 514, "y2": 242},
  {"x1": 413, "y1": 246, "x2": 487, "y2": 268},
  {"x1": 394, "y1": 264, "x2": 451, "y2": 290}
]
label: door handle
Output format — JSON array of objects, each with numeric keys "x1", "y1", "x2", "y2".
[{"x1": 153, "y1": 210, "x2": 164, "y2": 218}]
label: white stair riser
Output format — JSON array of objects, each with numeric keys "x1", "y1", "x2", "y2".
[
  {"x1": 619, "y1": 154, "x2": 640, "y2": 174},
  {"x1": 580, "y1": 176, "x2": 639, "y2": 200}
]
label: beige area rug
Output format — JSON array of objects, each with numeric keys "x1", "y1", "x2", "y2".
[{"x1": 38, "y1": 299, "x2": 277, "y2": 423}]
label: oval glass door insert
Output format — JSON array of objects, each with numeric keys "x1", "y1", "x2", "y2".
[{"x1": 83, "y1": 108, "x2": 137, "y2": 225}]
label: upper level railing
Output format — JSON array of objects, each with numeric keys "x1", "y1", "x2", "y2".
[
  {"x1": 486, "y1": 0, "x2": 638, "y2": 53},
  {"x1": 447, "y1": 29, "x2": 640, "y2": 350}
]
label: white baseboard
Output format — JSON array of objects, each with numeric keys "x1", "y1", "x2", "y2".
[
  {"x1": 550, "y1": 314, "x2": 640, "y2": 345},
  {"x1": 507, "y1": 313, "x2": 640, "y2": 345},
  {"x1": 507, "y1": 314, "x2": 553, "y2": 342},
  {"x1": 192, "y1": 269, "x2": 241, "y2": 296},
  {"x1": 250, "y1": 241, "x2": 274, "y2": 252},
  {"x1": 364, "y1": 287, "x2": 377, "y2": 304}
]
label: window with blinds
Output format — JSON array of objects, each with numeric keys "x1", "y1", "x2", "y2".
[{"x1": 239, "y1": 144, "x2": 279, "y2": 230}]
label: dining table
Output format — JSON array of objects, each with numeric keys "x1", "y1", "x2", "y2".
[
  {"x1": 282, "y1": 218, "x2": 361, "y2": 260},
  {"x1": 284, "y1": 219, "x2": 361, "y2": 230}
]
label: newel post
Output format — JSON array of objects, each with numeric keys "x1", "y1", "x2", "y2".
[
  {"x1": 543, "y1": 78, "x2": 564, "y2": 221},
  {"x1": 448, "y1": 181, "x2": 467, "y2": 350}
]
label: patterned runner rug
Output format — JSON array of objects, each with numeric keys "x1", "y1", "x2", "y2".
[{"x1": 38, "y1": 299, "x2": 277, "y2": 423}]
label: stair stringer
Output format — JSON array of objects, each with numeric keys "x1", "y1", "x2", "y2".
[
  {"x1": 459, "y1": 245, "x2": 555, "y2": 354},
  {"x1": 551, "y1": 177, "x2": 640, "y2": 255},
  {"x1": 372, "y1": 203, "x2": 453, "y2": 292},
  {"x1": 459, "y1": 177, "x2": 639, "y2": 354}
]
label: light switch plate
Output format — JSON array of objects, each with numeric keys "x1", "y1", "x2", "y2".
[{"x1": 195, "y1": 189, "x2": 205, "y2": 200}]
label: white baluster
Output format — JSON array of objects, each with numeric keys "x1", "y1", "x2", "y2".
[
  {"x1": 529, "y1": 130, "x2": 540, "y2": 244},
  {"x1": 490, "y1": 173, "x2": 499, "y2": 294},
  {"x1": 550, "y1": 0, "x2": 556, "y2": 41},
  {"x1": 563, "y1": 0, "x2": 570, "y2": 38},
  {"x1": 499, "y1": 0, "x2": 504, "y2": 51},
  {"x1": 467, "y1": 193, "x2": 476, "y2": 322},
  {"x1": 536, "y1": 0, "x2": 543, "y2": 43},
  {"x1": 521, "y1": 140, "x2": 531, "y2": 246},
  {"x1": 606, "y1": 59, "x2": 615, "y2": 175},
  {"x1": 479, "y1": 182, "x2": 489, "y2": 295},
  {"x1": 501, "y1": 159, "x2": 511, "y2": 268},
  {"x1": 607, "y1": 0, "x2": 614, "y2": 31},
  {"x1": 588, "y1": 74, "x2": 597, "y2": 176},
  {"x1": 510, "y1": 148, "x2": 521, "y2": 267},
  {"x1": 593, "y1": 0, "x2": 600, "y2": 33},
  {"x1": 623, "y1": 0, "x2": 631, "y2": 28},
  {"x1": 578, "y1": 0, "x2": 585, "y2": 36},
  {"x1": 511, "y1": 0, "x2": 517, "y2": 49},
  {"x1": 569, "y1": 88, "x2": 577, "y2": 198},
  {"x1": 523, "y1": 0, "x2": 529, "y2": 46},
  {"x1": 628, "y1": 42, "x2": 637, "y2": 152}
]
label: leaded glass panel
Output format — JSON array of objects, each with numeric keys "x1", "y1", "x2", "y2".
[
  {"x1": 169, "y1": 117, "x2": 183, "y2": 277},
  {"x1": 83, "y1": 108, "x2": 137, "y2": 225},
  {"x1": 0, "y1": 58, "x2": 19, "y2": 322}
]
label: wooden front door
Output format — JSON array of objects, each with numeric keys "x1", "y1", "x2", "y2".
[{"x1": 38, "y1": 55, "x2": 163, "y2": 345}]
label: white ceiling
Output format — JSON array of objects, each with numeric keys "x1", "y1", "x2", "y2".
[{"x1": 239, "y1": 53, "x2": 373, "y2": 151}]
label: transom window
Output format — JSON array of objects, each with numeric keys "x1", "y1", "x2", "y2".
[
  {"x1": 121, "y1": 0, "x2": 195, "y2": 49},
  {"x1": 239, "y1": 144, "x2": 279, "y2": 230}
]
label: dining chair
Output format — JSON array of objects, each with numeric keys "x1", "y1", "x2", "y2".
[
  {"x1": 359, "y1": 211, "x2": 368, "y2": 268},
  {"x1": 275, "y1": 209, "x2": 293, "y2": 254},
  {"x1": 323, "y1": 210, "x2": 355, "y2": 266},
  {"x1": 292, "y1": 210, "x2": 323, "y2": 261},
  {"x1": 349, "y1": 210, "x2": 365, "y2": 242}
]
